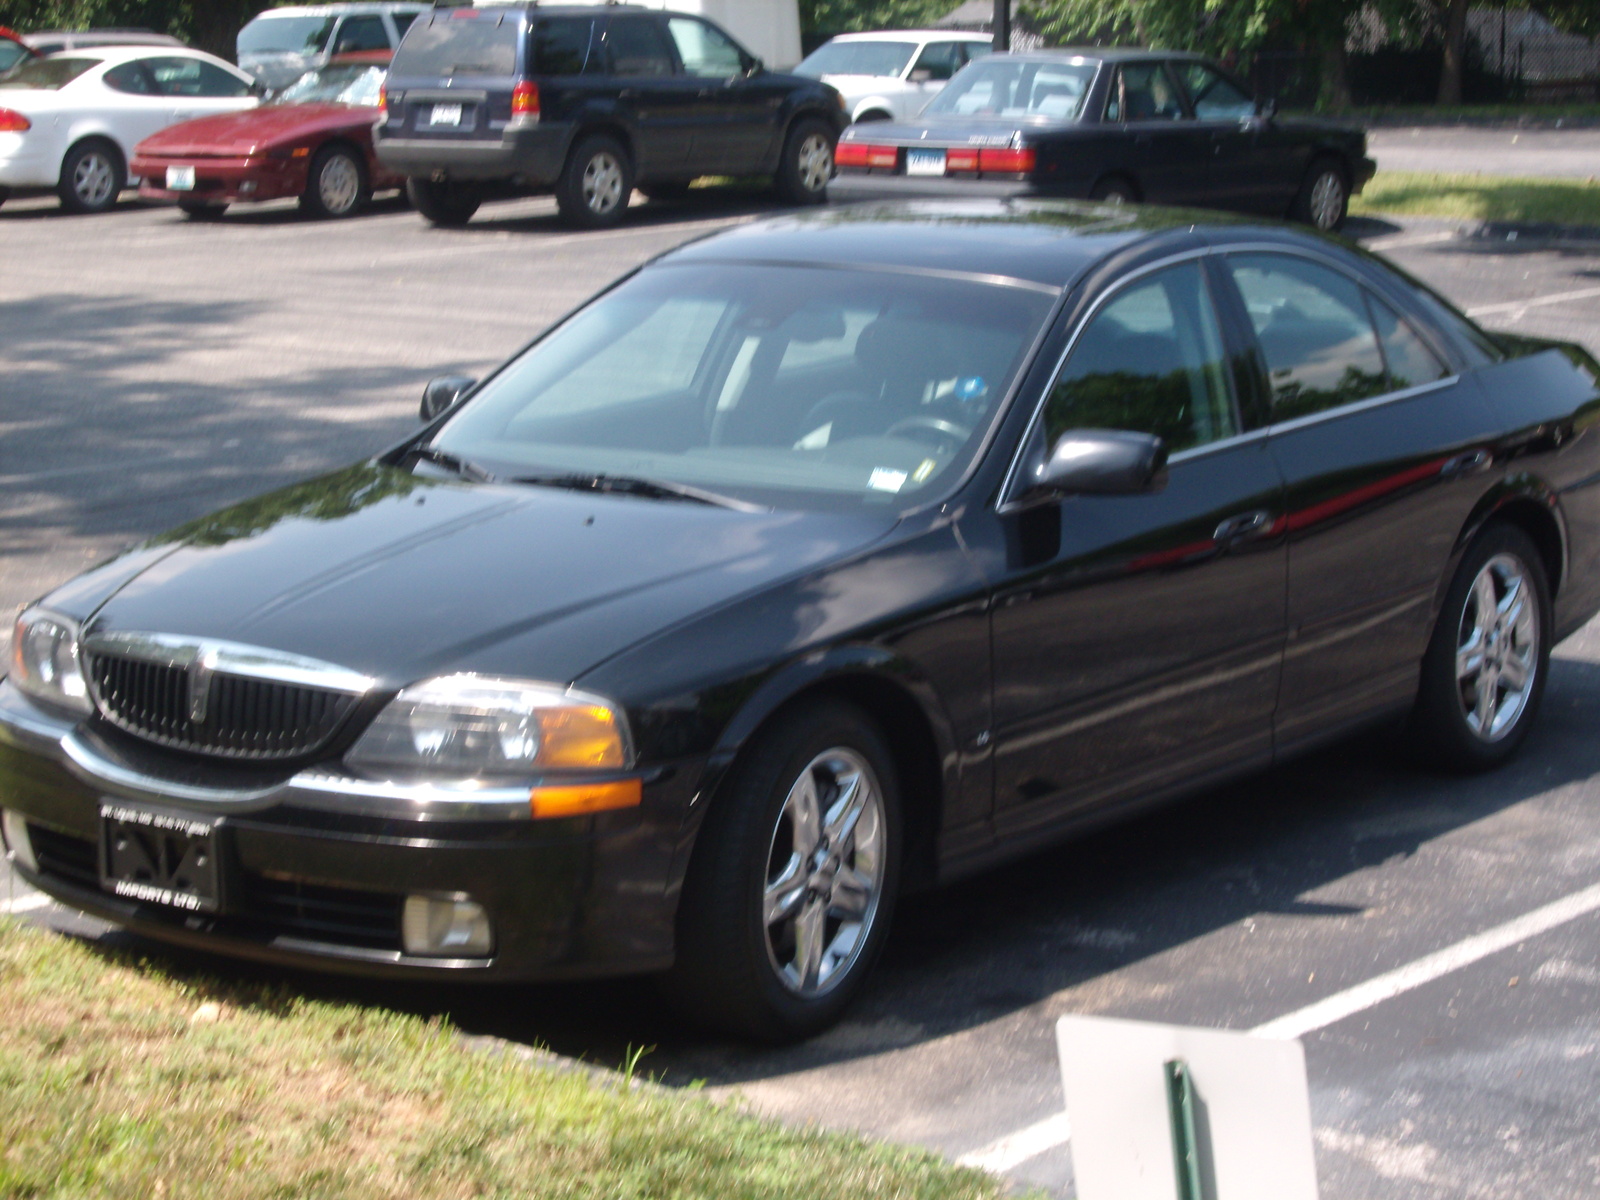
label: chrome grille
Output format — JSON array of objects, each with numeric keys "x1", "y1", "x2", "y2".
[{"x1": 86, "y1": 649, "x2": 361, "y2": 761}]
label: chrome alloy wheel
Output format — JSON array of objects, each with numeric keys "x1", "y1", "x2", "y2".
[
  {"x1": 73, "y1": 150, "x2": 117, "y2": 208},
  {"x1": 763, "y1": 747, "x2": 886, "y2": 997},
  {"x1": 795, "y1": 132, "x2": 833, "y2": 194},
  {"x1": 1308, "y1": 169, "x2": 1346, "y2": 231},
  {"x1": 1456, "y1": 552, "x2": 1540, "y2": 742},
  {"x1": 318, "y1": 153, "x2": 361, "y2": 215},
  {"x1": 581, "y1": 150, "x2": 625, "y2": 215}
]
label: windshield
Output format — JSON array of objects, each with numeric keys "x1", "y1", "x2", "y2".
[
  {"x1": 796, "y1": 39, "x2": 916, "y2": 79},
  {"x1": 430, "y1": 263, "x2": 1054, "y2": 512},
  {"x1": 275, "y1": 61, "x2": 385, "y2": 105},
  {"x1": 925, "y1": 58, "x2": 1098, "y2": 120},
  {"x1": 238, "y1": 15, "x2": 336, "y2": 57},
  {"x1": 0, "y1": 55, "x2": 98, "y2": 89}
]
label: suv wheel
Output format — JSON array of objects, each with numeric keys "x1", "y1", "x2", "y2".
[
  {"x1": 58, "y1": 139, "x2": 124, "y2": 214},
  {"x1": 556, "y1": 135, "x2": 632, "y2": 229},
  {"x1": 407, "y1": 177, "x2": 481, "y2": 227},
  {"x1": 774, "y1": 117, "x2": 834, "y2": 206}
]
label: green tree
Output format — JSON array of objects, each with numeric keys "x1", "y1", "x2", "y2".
[
  {"x1": 0, "y1": 0, "x2": 267, "y2": 58},
  {"x1": 800, "y1": 0, "x2": 956, "y2": 35}
]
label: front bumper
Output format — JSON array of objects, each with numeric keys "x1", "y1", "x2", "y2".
[
  {"x1": 132, "y1": 154, "x2": 304, "y2": 206},
  {"x1": 373, "y1": 122, "x2": 571, "y2": 186},
  {"x1": 0, "y1": 680, "x2": 688, "y2": 980}
]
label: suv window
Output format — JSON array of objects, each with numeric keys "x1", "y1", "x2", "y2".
[
  {"x1": 667, "y1": 17, "x2": 743, "y2": 78},
  {"x1": 1044, "y1": 262, "x2": 1236, "y2": 454},
  {"x1": 604, "y1": 15, "x2": 675, "y2": 78},
  {"x1": 1227, "y1": 254, "x2": 1389, "y2": 420},
  {"x1": 1173, "y1": 62, "x2": 1254, "y2": 119},
  {"x1": 144, "y1": 56, "x2": 252, "y2": 98},
  {"x1": 333, "y1": 15, "x2": 390, "y2": 55},
  {"x1": 911, "y1": 41, "x2": 962, "y2": 82},
  {"x1": 102, "y1": 61, "x2": 154, "y2": 94},
  {"x1": 1105, "y1": 62, "x2": 1184, "y2": 122},
  {"x1": 532, "y1": 17, "x2": 595, "y2": 75},
  {"x1": 392, "y1": 12, "x2": 520, "y2": 77}
]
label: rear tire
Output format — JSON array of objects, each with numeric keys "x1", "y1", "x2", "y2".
[
  {"x1": 1089, "y1": 175, "x2": 1137, "y2": 204},
  {"x1": 556, "y1": 135, "x2": 632, "y2": 228},
  {"x1": 1292, "y1": 156, "x2": 1349, "y2": 232},
  {"x1": 773, "y1": 117, "x2": 834, "y2": 206},
  {"x1": 1410, "y1": 522, "x2": 1551, "y2": 771},
  {"x1": 301, "y1": 144, "x2": 368, "y2": 219},
  {"x1": 406, "y1": 177, "x2": 481, "y2": 227},
  {"x1": 662, "y1": 699, "x2": 901, "y2": 1042},
  {"x1": 178, "y1": 201, "x2": 227, "y2": 220},
  {"x1": 58, "y1": 139, "x2": 125, "y2": 214}
]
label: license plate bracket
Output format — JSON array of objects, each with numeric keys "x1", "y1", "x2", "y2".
[
  {"x1": 428, "y1": 103, "x2": 463, "y2": 127},
  {"x1": 100, "y1": 803, "x2": 223, "y2": 913},
  {"x1": 905, "y1": 149, "x2": 946, "y2": 177},
  {"x1": 166, "y1": 165, "x2": 196, "y2": 191}
]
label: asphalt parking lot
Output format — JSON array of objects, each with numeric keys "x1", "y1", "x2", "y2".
[{"x1": 5, "y1": 179, "x2": 1600, "y2": 1199}]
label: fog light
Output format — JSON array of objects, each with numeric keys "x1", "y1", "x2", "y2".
[
  {"x1": 402, "y1": 893, "x2": 492, "y2": 957},
  {"x1": 239, "y1": 180, "x2": 257, "y2": 195},
  {"x1": 1, "y1": 809, "x2": 38, "y2": 874}
]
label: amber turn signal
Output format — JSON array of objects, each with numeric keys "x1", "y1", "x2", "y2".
[{"x1": 528, "y1": 779, "x2": 642, "y2": 819}]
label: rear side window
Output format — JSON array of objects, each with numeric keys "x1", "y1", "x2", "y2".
[
  {"x1": 1106, "y1": 63, "x2": 1184, "y2": 122},
  {"x1": 532, "y1": 17, "x2": 595, "y2": 76},
  {"x1": 103, "y1": 61, "x2": 154, "y2": 94},
  {"x1": 392, "y1": 10, "x2": 520, "y2": 77},
  {"x1": 333, "y1": 15, "x2": 390, "y2": 55},
  {"x1": 0, "y1": 56, "x2": 98, "y2": 89},
  {"x1": 963, "y1": 40, "x2": 993, "y2": 64},
  {"x1": 392, "y1": 12, "x2": 419, "y2": 40},
  {"x1": 144, "y1": 57, "x2": 252, "y2": 98},
  {"x1": 604, "y1": 16, "x2": 675, "y2": 78},
  {"x1": 911, "y1": 41, "x2": 962, "y2": 82}
]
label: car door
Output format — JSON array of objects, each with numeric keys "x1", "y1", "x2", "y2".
[
  {"x1": 97, "y1": 59, "x2": 181, "y2": 155},
  {"x1": 143, "y1": 56, "x2": 257, "y2": 126},
  {"x1": 988, "y1": 257, "x2": 1287, "y2": 840},
  {"x1": 1213, "y1": 250, "x2": 1498, "y2": 745},
  {"x1": 663, "y1": 15, "x2": 773, "y2": 174},
  {"x1": 597, "y1": 14, "x2": 694, "y2": 176},
  {"x1": 1170, "y1": 60, "x2": 1298, "y2": 214},
  {"x1": 1101, "y1": 61, "x2": 1209, "y2": 203}
]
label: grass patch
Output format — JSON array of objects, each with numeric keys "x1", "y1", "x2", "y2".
[
  {"x1": 1352, "y1": 171, "x2": 1600, "y2": 226},
  {"x1": 0, "y1": 919, "x2": 1003, "y2": 1200}
]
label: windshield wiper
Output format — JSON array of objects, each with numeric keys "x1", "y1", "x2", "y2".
[
  {"x1": 404, "y1": 445, "x2": 495, "y2": 482},
  {"x1": 510, "y1": 472, "x2": 764, "y2": 512}
]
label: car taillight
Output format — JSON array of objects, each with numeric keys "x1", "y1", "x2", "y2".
[
  {"x1": 0, "y1": 108, "x2": 30, "y2": 133},
  {"x1": 511, "y1": 81, "x2": 539, "y2": 117},
  {"x1": 836, "y1": 142, "x2": 898, "y2": 169},
  {"x1": 946, "y1": 149, "x2": 979, "y2": 172},
  {"x1": 978, "y1": 147, "x2": 1037, "y2": 173},
  {"x1": 377, "y1": 85, "x2": 386, "y2": 109}
]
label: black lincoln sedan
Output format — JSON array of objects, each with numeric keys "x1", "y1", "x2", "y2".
[
  {"x1": 4, "y1": 201, "x2": 1599, "y2": 1041},
  {"x1": 837, "y1": 50, "x2": 1376, "y2": 232}
]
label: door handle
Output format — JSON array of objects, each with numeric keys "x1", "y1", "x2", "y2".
[
  {"x1": 1214, "y1": 509, "x2": 1274, "y2": 542},
  {"x1": 1440, "y1": 448, "x2": 1492, "y2": 479}
]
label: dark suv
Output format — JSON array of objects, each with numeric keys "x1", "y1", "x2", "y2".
[{"x1": 374, "y1": 3, "x2": 847, "y2": 228}]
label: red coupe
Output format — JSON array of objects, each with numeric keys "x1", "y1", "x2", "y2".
[{"x1": 133, "y1": 51, "x2": 402, "y2": 219}]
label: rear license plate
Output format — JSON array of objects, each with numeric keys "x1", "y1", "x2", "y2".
[
  {"x1": 905, "y1": 149, "x2": 946, "y2": 177},
  {"x1": 100, "y1": 803, "x2": 222, "y2": 913},
  {"x1": 166, "y1": 165, "x2": 196, "y2": 191},
  {"x1": 429, "y1": 103, "x2": 462, "y2": 126}
]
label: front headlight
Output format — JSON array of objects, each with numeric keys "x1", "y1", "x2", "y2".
[
  {"x1": 345, "y1": 674, "x2": 632, "y2": 776},
  {"x1": 10, "y1": 609, "x2": 91, "y2": 715}
]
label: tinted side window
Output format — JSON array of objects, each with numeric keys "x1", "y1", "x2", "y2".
[
  {"x1": 532, "y1": 17, "x2": 594, "y2": 75},
  {"x1": 333, "y1": 16, "x2": 390, "y2": 54},
  {"x1": 962, "y1": 40, "x2": 993, "y2": 64},
  {"x1": 911, "y1": 41, "x2": 962, "y2": 82},
  {"x1": 667, "y1": 17, "x2": 743, "y2": 78},
  {"x1": 1228, "y1": 254, "x2": 1388, "y2": 420},
  {"x1": 392, "y1": 12, "x2": 418, "y2": 39},
  {"x1": 1105, "y1": 62, "x2": 1183, "y2": 122},
  {"x1": 102, "y1": 61, "x2": 154, "y2": 94},
  {"x1": 1045, "y1": 262, "x2": 1237, "y2": 454},
  {"x1": 605, "y1": 16, "x2": 675, "y2": 77},
  {"x1": 1367, "y1": 292, "x2": 1450, "y2": 390},
  {"x1": 145, "y1": 57, "x2": 252, "y2": 98},
  {"x1": 1174, "y1": 62, "x2": 1253, "y2": 119}
]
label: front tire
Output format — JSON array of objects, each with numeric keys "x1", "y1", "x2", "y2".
[
  {"x1": 773, "y1": 117, "x2": 834, "y2": 206},
  {"x1": 406, "y1": 177, "x2": 481, "y2": 227},
  {"x1": 555, "y1": 135, "x2": 632, "y2": 229},
  {"x1": 58, "y1": 139, "x2": 125, "y2": 214},
  {"x1": 1411, "y1": 522, "x2": 1551, "y2": 770},
  {"x1": 301, "y1": 144, "x2": 369, "y2": 219},
  {"x1": 1293, "y1": 156, "x2": 1349, "y2": 232},
  {"x1": 664, "y1": 700, "x2": 901, "y2": 1042}
]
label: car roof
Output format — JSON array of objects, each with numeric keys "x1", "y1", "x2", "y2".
[
  {"x1": 249, "y1": 3, "x2": 426, "y2": 15},
  {"x1": 25, "y1": 30, "x2": 185, "y2": 49},
  {"x1": 42, "y1": 45, "x2": 235, "y2": 68},
  {"x1": 824, "y1": 30, "x2": 992, "y2": 42},
  {"x1": 988, "y1": 47, "x2": 1212, "y2": 64},
  {"x1": 659, "y1": 199, "x2": 1259, "y2": 290}
]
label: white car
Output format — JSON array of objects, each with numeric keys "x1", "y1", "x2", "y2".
[
  {"x1": 794, "y1": 30, "x2": 992, "y2": 124},
  {"x1": 0, "y1": 47, "x2": 259, "y2": 214}
]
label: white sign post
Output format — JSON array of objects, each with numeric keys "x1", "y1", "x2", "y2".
[{"x1": 1055, "y1": 1015, "x2": 1320, "y2": 1200}]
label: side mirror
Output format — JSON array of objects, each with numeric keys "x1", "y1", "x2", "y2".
[
  {"x1": 1025, "y1": 429, "x2": 1167, "y2": 497},
  {"x1": 420, "y1": 375, "x2": 476, "y2": 422}
]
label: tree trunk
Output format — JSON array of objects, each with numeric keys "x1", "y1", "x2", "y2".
[
  {"x1": 1437, "y1": 0, "x2": 1470, "y2": 105},
  {"x1": 1319, "y1": 38, "x2": 1352, "y2": 112}
]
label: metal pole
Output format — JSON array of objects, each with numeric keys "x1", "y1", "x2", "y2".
[{"x1": 994, "y1": 0, "x2": 1010, "y2": 52}]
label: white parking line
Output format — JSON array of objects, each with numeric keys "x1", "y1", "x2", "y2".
[
  {"x1": 1, "y1": 891, "x2": 53, "y2": 915},
  {"x1": 1364, "y1": 230, "x2": 1459, "y2": 251},
  {"x1": 1467, "y1": 285, "x2": 1600, "y2": 318},
  {"x1": 954, "y1": 878, "x2": 1600, "y2": 1174}
]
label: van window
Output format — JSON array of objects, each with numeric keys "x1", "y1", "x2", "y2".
[{"x1": 333, "y1": 15, "x2": 390, "y2": 55}]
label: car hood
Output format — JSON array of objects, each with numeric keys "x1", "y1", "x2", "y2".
[
  {"x1": 136, "y1": 103, "x2": 371, "y2": 156},
  {"x1": 79, "y1": 464, "x2": 898, "y2": 690}
]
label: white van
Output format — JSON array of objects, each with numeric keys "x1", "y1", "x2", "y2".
[
  {"x1": 796, "y1": 30, "x2": 993, "y2": 123},
  {"x1": 237, "y1": 4, "x2": 427, "y2": 92},
  {"x1": 628, "y1": 0, "x2": 802, "y2": 70}
]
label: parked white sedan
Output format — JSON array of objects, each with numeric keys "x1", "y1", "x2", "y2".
[
  {"x1": 0, "y1": 47, "x2": 259, "y2": 213},
  {"x1": 794, "y1": 30, "x2": 992, "y2": 125}
]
